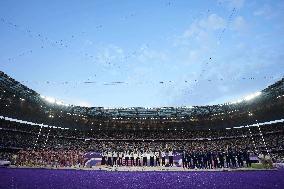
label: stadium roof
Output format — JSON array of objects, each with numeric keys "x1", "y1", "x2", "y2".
[{"x1": 1, "y1": 70, "x2": 283, "y2": 120}]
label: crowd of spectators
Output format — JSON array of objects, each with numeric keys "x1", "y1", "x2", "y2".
[
  {"x1": 15, "y1": 148, "x2": 85, "y2": 167},
  {"x1": 0, "y1": 119, "x2": 284, "y2": 168}
]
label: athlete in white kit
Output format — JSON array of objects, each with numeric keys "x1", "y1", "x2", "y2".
[
  {"x1": 133, "y1": 150, "x2": 138, "y2": 166},
  {"x1": 124, "y1": 151, "x2": 130, "y2": 166},
  {"x1": 142, "y1": 150, "x2": 147, "y2": 166},
  {"x1": 101, "y1": 151, "x2": 107, "y2": 165},
  {"x1": 107, "y1": 151, "x2": 112, "y2": 166},
  {"x1": 136, "y1": 150, "x2": 141, "y2": 166},
  {"x1": 118, "y1": 151, "x2": 123, "y2": 166},
  {"x1": 113, "y1": 151, "x2": 118, "y2": 166}
]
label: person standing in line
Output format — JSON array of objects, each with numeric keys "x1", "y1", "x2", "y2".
[
  {"x1": 101, "y1": 151, "x2": 106, "y2": 165},
  {"x1": 113, "y1": 151, "x2": 118, "y2": 167},
  {"x1": 130, "y1": 150, "x2": 135, "y2": 166},
  {"x1": 168, "y1": 149, "x2": 174, "y2": 167},
  {"x1": 150, "y1": 150, "x2": 155, "y2": 167},
  {"x1": 107, "y1": 151, "x2": 112, "y2": 166},
  {"x1": 243, "y1": 149, "x2": 251, "y2": 167},
  {"x1": 213, "y1": 151, "x2": 219, "y2": 169},
  {"x1": 124, "y1": 150, "x2": 129, "y2": 166},
  {"x1": 140, "y1": 150, "x2": 144, "y2": 166},
  {"x1": 218, "y1": 150, "x2": 225, "y2": 168},
  {"x1": 182, "y1": 150, "x2": 187, "y2": 168},
  {"x1": 207, "y1": 150, "x2": 212, "y2": 169},
  {"x1": 136, "y1": 150, "x2": 141, "y2": 166},
  {"x1": 155, "y1": 150, "x2": 160, "y2": 166},
  {"x1": 225, "y1": 150, "x2": 230, "y2": 168},
  {"x1": 133, "y1": 150, "x2": 138, "y2": 166},
  {"x1": 197, "y1": 150, "x2": 202, "y2": 169},
  {"x1": 118, "y1": 151, "x2": 123, "y2": 166},
  {"x1": 186, "y1": 150, "x2": 191, "y2": 169},
  {"x1": 142, "y1": 150, "x2": 148, "y2": 166},
  {"x1": 192, "y1": 150, "x2": 197, "y2": 169},
  {"x1": 203, "y1": 150, "x2": 208, "y2": 169},
  {"x1": 228, "y1": 148, "x2": 235, "y2": 168},
  {"x1": 161, "y1": 150, "x2": 166, "y2": 166},
  {"x1": 237, "y1": 149, "x2": 243, "y2": 168}
]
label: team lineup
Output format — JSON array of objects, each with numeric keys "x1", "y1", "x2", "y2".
[{"x1": 101, "y1": 147, "x2": 251, "y2": 169}]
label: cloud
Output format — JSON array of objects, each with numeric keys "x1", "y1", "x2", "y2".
[
  {"x1": 167, "y1": 15, "x2": 284, "y2": 106},
  {"x1": 199, "y1": 14, "x2": 227, "y2": 30},
  {"x1": 232, "y1": 16, "x2": 247, "y2": 32},
  {"x1": 170, "y1": 13, "x2": 229, "y2": 80},
  {"x1": 174, "y1": 13, "x2": 226, "y2": 48},
  {"x1": 95, "y1": 44, "x2": 125, "y2": 65},
  {"x1": 136, "y1": 48, "x2": 168, "y2": 63},
  {"x1": 253, "y1": 4, "x2": 276, "y2": 19},
  {"x1": 183, "y1": 14, "x2": 226, "y2": 39}
]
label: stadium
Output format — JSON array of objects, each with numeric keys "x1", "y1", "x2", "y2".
[{"x1": 1, "y1": 1, "x2": 284, "y2": 189}]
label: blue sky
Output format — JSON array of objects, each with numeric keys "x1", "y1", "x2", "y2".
[{"x1": 0, "y1": 0, "x2": 284, "y2": 107}]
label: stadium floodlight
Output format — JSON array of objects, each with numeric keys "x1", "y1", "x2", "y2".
[
  {"x1": 231, "y1": 99, "x2": 243, "y2": 104},
  {"x1": 55, "y1": 101, "x2": 64, "y2": 106},
  {"x1": 244, "y1": 91, "x2": 261, "y2": 101},
  {"x1": 45, "y1": 97, "x2": 56, "y2": 103},
  {"x1": 40, "y1": 94, "x2": 69, "y2": 106},
  {"x1": 230, "y1": 91, "x2": 262, "y2": 104},
  {"x1": 40, "y1": 95, "x2": 55, "y2": 103}
]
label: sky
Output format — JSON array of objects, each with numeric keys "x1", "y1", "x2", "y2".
[{"x1": 0, "y1": 0, "x2": 284, "y2": 108}]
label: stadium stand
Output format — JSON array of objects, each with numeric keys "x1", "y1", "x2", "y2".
[{"x1": 0, "y1": 71, "x2": 284, "y2": 168}]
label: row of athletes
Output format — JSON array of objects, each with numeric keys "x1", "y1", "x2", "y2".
[
  {"x1": 101, "y1": 150, "x2": 174, "y2": 167},
  {"x1": 181, "y1": 148, "x2": 252, "y2": 169},
  {"x1": 101, "y1": 148, "x2": 252, "y2": 168}
]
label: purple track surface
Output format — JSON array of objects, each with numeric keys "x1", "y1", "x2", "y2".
[{"x1": 0, "y1": 168, "x2": 284, "y2": 189}]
